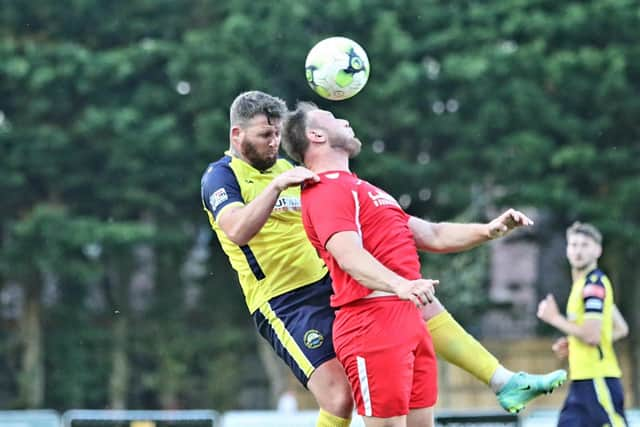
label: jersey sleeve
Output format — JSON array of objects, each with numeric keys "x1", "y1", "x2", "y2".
[
  {"x1": 303, "y1": 181, "x2": 359, "y2": 248},
  {"x1": 582, "y1": 273, "x2": 606, "y2": 317},
  {"x1": 201, "y1": 162, "x2": 244, "y2": 220}
]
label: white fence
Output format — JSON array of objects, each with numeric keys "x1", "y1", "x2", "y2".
[
  {"x1": 221, "y1": 410, "x2": 360, "y2": 427},
  {"x1": 0, "y1": 411, "x2": 59, "y2": 427},
  {"x1": 2, "y1": 408, "x2": 640, "y2": 427}
]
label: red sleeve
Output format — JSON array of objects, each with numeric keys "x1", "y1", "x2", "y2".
[{"x1": 303, "y1": 181, "x2": 359, "y2": 249}]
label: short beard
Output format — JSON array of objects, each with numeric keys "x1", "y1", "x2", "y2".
[
  {"x1": 242, "y1": 140, "x2": 277, "y2": 171},
  {"x1": 330, "y1": 135, "x2": 362, "y2": 158},
  {"x1": 571, "y1": 259, "x2": 596, "y2": 273},
  {"x1": 348, "y1": 138, "x2": 362, "y2": 158}
]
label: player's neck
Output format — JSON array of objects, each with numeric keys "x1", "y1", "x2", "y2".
[
  {"x1": 571, "y1": 262, "x2": 597, "y2": 282},
  {"x1": 229, "y1": 146, "x2": 243, "y2": 160},
  {"x1": 307, "y1": 152, "x2": 350, "y2": 174}
]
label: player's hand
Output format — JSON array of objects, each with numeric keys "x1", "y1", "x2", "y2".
[
  {"x1": 552, "y1": 336, "x2": 569, "y2": 360},
  {"x1": 273, "y1": 167, "x2": 320, "y2": 192},
  {"x1": 397, "y1": 279, "x2": 438, "y2": 307},
  {"x1": 537, "y1": 293, "x2": 560, "y2": 325},
  {"x1": 487, "y1": 208, "x2": 534, "y2": 239}
]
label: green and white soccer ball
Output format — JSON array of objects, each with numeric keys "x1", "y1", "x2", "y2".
[{"x1": 305, "y1": 37, "x2": 370, "y2": 101}]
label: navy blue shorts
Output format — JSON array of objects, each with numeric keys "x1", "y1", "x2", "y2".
[
  {"x1": 252, "y1": 274, "x2": 336, "y2": 387},
  {"x1": 558, "y1": 378, "x2": 627, "y2": 427}
]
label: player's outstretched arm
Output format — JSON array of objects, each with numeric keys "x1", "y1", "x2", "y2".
[
  {"x1": 218, "y1": 167, "x2": 318, "y2": 245},
  {"x1": 409, "y1": 217, "x2": 491, "y2": 253},
  {"x1": 409, "y1": 208, "x2": 533, "y2": 254}
]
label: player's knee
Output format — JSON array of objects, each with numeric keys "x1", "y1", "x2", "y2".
[
  {"x1": 331, "y1": 381, "x2": 354, "y2": 414},
  {"x1": 321, "y1": 389, "x2": 353, "y2": 417},
  {"x1": 316, "y1": 378, "x2": 353, "y2": 417},
  {"x1": 308, "y1": 359, "x2": 354, "y2": 417}
]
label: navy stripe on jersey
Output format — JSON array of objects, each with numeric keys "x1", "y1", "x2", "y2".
[
  {"x1": 201, "y1": 156, "x2": 243, "y2": 219},
  {"x1": 240, "y1": 245, "x2": 266, "y2": 280}
]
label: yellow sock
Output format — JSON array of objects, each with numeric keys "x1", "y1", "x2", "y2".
[
  {"x1": 426, "y1": 311, "x2": 499, "y2": 385},
  {"x1": 316, "y1": 408, "x2": 351, "y2": 427}
]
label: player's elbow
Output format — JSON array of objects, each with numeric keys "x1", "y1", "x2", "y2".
[
  {"x1": 581, "y1": 331, "x2": 601, "y2": 347},
  {"x1": 413, "y1": 233, "x2": 453, "y2": 254},
  {"x1": 617, "y1": 323, "x2": 629, "y2": 339},
  {"x1": 334, "y1": 254, "x2": 357, "y2": 275},
  {"x1": 333, "y1": 251, "x2": 366, "y2": 281},
  {"x1": 225, "y1": 228, "x2": 252, "y2": 246},
  {"x1": 229, "y1": 236, "x2": 251, "y2": 246},
  {"x1": 621, "y1": 325, "x2": 629, "y2": 338},
  {"x1": 326, "y1": 233, "x2": 364, "y2": 274},
  {"x1": 583, "y1": 337, "x2": 601, "y2": 347}
]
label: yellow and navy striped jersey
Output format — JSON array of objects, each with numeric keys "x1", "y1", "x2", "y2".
[
  {"x1": 200, "y1": 152, "x2": 327, "y2": 314},
  {"x1": 566, "y1": 268, "x2": 621, "y2": 380}
]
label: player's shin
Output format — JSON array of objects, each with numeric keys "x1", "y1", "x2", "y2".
[{"x1": 426, "y1": 311, "x2": 500, "y2": 385}]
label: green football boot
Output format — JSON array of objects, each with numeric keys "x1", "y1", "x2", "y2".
[{"x1": 497, "y1": 369, "x2": 568, "y2": 414}]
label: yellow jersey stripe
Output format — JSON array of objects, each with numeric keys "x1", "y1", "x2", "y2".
[
  {"x1": 594, "y1": 377, "x2": 626, "y2": 427},
  {"x1": 258, "y1": 303, "x2": 315, "y2": 377}
]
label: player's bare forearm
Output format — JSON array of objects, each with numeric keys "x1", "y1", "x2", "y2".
[
  {"x1": 409, "y1": 217, "x2": 490, "y2": 253},
  {"x1": 218, "y1": 167, "x2": 318, "y2": 245},
  {"x1": 538, "y1": 294, "x2": 602, "y2": 346},
  {"x1": 409, "y1": 209, "x2": 533, "y2": 252},
  {"x1": 325, "y1": 231, "x2": 437, "y2": 307},
  {"x1": 326, "y1": 231, "x2": 407, "y2": 292},
  {"x1": 545, "y1": 315, "x2": 601, "y2": 347},
  {"x1": 217, "y1": 181, "x2": 283, "y2": 245}
]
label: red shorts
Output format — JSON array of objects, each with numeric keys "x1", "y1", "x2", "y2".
[{"x1": 333, "y1": 296, "x2": 437, "y2": 418}]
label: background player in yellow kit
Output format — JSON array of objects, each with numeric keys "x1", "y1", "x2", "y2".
[
  {"x1": 201, "y1": 91, "x2": 566, "y2": 427},
  {"x1": 538, "y1": 222, "x2": 629, "y2": 426}
]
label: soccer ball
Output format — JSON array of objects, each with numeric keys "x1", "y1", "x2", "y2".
[{"x1": 305, "y1": 37, "x2": 370, "y2": 101}]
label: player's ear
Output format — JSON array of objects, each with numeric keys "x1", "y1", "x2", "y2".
[
  {"x1": 307, "y1": 128, "x2": 326, "y2": 144},
  {"x1": 230, "y1": 125, "x2": 243, "y2": 145},
  {"x1": 230, "y1": 125, "x2": 242, "y2": 138},
  {"x1": 595, "y1": 243, "x2": 602, "y2": 259}
]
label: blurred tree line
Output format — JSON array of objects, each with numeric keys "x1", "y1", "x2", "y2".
[{"x1": 0, "y1": 0, "x2": 638, "y2": 411}]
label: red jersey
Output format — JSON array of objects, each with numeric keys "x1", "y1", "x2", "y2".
[{"x1": 301, "y1": 170, "x2": 422, "y2": 307}]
